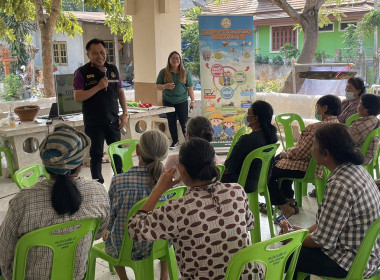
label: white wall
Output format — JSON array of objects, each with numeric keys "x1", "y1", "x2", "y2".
[
  {"x1": 33, "y1": 22, "x2": 85, "y2": 75},
  {"x1": 33, "y1": 22, "x2": 129, "y2": 79}
]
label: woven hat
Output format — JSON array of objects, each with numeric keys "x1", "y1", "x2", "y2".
[{"x1": 40, "y1": 124, "x2": 91, "y2": 175}]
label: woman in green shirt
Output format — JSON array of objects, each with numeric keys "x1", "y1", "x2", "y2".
[{"x1": 156, "y1": 51, "x2": 195, "y2": 149}]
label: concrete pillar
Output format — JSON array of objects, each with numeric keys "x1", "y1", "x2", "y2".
[{"x1": 126, "y1": 0, "x2": 181, "y2": 105}]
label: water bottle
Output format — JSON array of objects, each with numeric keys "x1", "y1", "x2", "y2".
[{"x1": 8, "y1": 112, "x2": 16, "y2": 128}]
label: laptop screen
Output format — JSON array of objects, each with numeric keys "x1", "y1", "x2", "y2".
[{"x1": 55, "y1": 74, "x2": 82, "y2": 116}]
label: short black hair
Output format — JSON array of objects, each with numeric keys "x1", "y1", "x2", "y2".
[
  {"x1": 361, "y1": 94, "x2": 380, "y2": 116},
  {"x1": 347, "y1": 77, "x2": 366, "y2": 96},
  {"x1": 315, "y1": 123, "x2": 363, "y2": 165},
  {"x1": 85, "y1": 38, "x2": 105, "y2": 51},
  {"x1": 317, "y1": 94, "x2": 342, "y2": 116}
]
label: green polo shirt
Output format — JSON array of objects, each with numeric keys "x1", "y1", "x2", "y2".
[{"x1": 156, "y1": 68, "x2": 193, "y2": 104}]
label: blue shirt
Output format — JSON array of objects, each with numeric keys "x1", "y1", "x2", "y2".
[{"x1": 105, "y1": 166, "x2": 153, "y2": 260}]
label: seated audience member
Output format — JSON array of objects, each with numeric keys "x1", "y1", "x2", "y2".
[
  {"x1": 310, "y1": 93, "x2": 380, "y2": 197},
  {"x1": 0, "y1": 124, "x2": 110, "y2": 280},
  {"x1": 349, "y1": 93, "x2": 380, "y2": 165},
  {"x1": 105, "y1": 130, "x2": 170, "y2": 280},
  {"x1": 128, "y1": 138, "x2": 254, "y2": 279},
  {"x1": 285, "y1": 123, "x2": 380, "y2": 279},
  {"x1": 164, "y1": 116, "x2": 221, "y2": 170},
  {"x1": 221, "y1": 100, "x2": 278, "y2": 193},
  {"x1": 338, "y1": 77, "x2": 366, "y2": 123},
  {"x1": 265, "y1": 95, "x2": 341, "y2": 218}
]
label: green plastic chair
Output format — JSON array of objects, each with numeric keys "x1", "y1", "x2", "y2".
[
  {"x1": 0, "y1": 146, "x2": 14, "y2": 180},
  {"x1": 275, "y1": 156, "x2": 327, "y2": 217},
  {"x1": 360, "y1": 127, "x2": 380, "y2": 179},
  {"x1": 297, "y1": 217, "x2": 380, "y2": 280},
  {"x1": 237, "y1": 144, "x2": 280, "y2": 243},
  {"x1": 14, "y1": 164, "x2": 50, "y2": 189},
  {"x1": 225, "y1": 126, "x2": 247, "y2": 161},
  {"x1": 345, "y1": 113, "x2": 360, "y2": 126},
  {"x1": 108, "y1": 139, "x2": 139, "y2": 175},
  {"x1": 216, "y1": 164, "x2": 225, "y2": 179},
  {"x1": 12, "y1": 218, "x2": 101, "y2": 280},
  {"x1": 275, "y1": 113, "x2": 306, "y2": 151},
  {"x1": 88, "y1": 186, "x2": 188, "y2": 280},
  {"x1": 225, "y1": 229, "x2": 309, "y2": 280}
]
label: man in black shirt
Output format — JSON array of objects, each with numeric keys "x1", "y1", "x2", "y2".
[{"x1": 73, "y1": 38, "x2": 128, "y2": 183}]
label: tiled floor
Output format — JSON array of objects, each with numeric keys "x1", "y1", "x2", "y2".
[{"x1": 0, "y1": 147, "x2": 321, "y2": 279}]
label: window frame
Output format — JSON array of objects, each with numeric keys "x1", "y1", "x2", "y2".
[
  {"x1": 270, "y1": 25, "x2": 298, "y2": 53},
  {"x1": 319, "y1": 23, "x2": 334, "y2": 33},
  {"x1": 52, "y1": 42, "x2": 68, "y2": 66},
  {"x1": 104, "y1": 40, "x2": 115, "y2": 63},
  {"x1": 339, "y1": 21, "x2": 357, "y2": 32}
]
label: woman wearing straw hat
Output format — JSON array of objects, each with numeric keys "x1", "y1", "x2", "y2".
[{"x1": 0, "y1": 124, "x2": 110, "y2": 280}]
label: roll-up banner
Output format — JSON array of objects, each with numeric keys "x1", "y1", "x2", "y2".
[{"x1": 199, "y1": 15, "x2": 255, "y2": 150}]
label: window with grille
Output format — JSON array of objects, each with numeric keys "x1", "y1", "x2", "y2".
[
  {"x1": 271, "y1": 26, "x2": 297, "y2": 52},
  {"x1": 52, "y1": 42, "x2": 68, "y2": 65},
  {"x1": 104, "y1": 41, "x2": 114, "y2": 63}
]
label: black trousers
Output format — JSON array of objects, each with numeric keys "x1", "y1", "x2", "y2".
[
  {"x1": 162, "y1": 99, "x2": 188, "y2": 144},
  {"x1": 85, "y1": 121, "x2": 122, "y2": 183},
  {"x1": 268, "y1": 165, "x2": 305, "y2": 205},
  {"x1": 288, "y1": 247, "x2": 348, "y2": 280}
]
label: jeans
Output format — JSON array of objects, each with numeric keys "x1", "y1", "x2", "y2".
[
  {"x1": 162, "y1": 99, "x2": 188, "y2": 144},
  {"x1": 85, "y1": 121, "x2": 122, "y2": 183}
]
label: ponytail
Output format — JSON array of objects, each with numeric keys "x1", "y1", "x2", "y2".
[
  {"x1": 141, "y1": 156, "x2": 165, "y2": 186},
  {"x1": 138, "y1": 130, "x2": 170, "y2": 186},
  {"x1": 51, "y1": 168, "x2": 82, "y2": 215},
  {"x1": 179, "y1": 138, "x2": 219, "y2": 182}
]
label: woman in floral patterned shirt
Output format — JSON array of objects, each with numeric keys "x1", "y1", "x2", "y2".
[{"x1": 128, "y1": 138, "x2": 255, "y2": 280}]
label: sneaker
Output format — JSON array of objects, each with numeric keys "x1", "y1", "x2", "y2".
[{"x1": 170, "y1": 141, "x2": 179, "y2": 149}]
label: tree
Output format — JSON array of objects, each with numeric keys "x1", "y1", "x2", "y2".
[
  {"x1": 0, "y1": 0, "x2": 132, "y2": 97},
  {"x1": 0, "y1": 12, "x2": 35, "y2": 73},
  {"x1": 266, "y1": 0, "x2": 349, "y2": 92},
  {"x1": 182, "y1": 7, "x2": 202, "y2": 80},
  {"x1": 356, "y1": 9, "x2": 380, "y2": 83}
]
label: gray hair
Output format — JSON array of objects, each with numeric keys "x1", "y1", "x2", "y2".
[
  {"x1": 186, "y1": 116, "x2": 213, "y2": 142},
  {"x1": 139, "y1": 129, "x2": 170, "y2": 186}
]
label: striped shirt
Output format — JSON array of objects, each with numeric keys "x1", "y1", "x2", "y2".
[
  {"x1": 276, "y1": 116, "x2": 339, "y2": 177},
  {"x1": 349, "y1": 115, "x2": 379, "y2": 165},
  {"x1": 312, "y1": 163, "x2": 380, "y2": 278},
  {"x1": 105, "y1": 166, "x2": 154, "y2": 260},
  {"x1": 0, "y1": 178, "x2": 110, "y2": 280}
]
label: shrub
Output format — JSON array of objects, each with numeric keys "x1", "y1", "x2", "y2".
[
  {"x1": 1, "y1": 74, "x2": 24, "y2": 101},
  {"x1": 272, "y1": 55, "x2": 284, "y2": 65},
  {"x1": 256, "y1": 77, "x2": 286, "y2": 93},
  {"x1": 255, "y1": 54, "x2": 270, "y2": 64}
]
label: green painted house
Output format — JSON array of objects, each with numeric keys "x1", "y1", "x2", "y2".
[{"x1": 204, "y1": 0, "x2": 377, "y2": 62}]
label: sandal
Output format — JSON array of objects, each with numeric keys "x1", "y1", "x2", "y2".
[
  {"x1": 259, "y1": 202, "x2": 274, "y2": 214},
  {"x1": 286, "y1": 199, "x2": 299, "y2": 214},
  {"x1": 308, "y1": 189, "x2": 317, "y2": 197}
]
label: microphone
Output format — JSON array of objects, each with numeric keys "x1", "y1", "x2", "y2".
[{"x1": 102, "y1": 67, "x2": 107, "y2": 91}]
